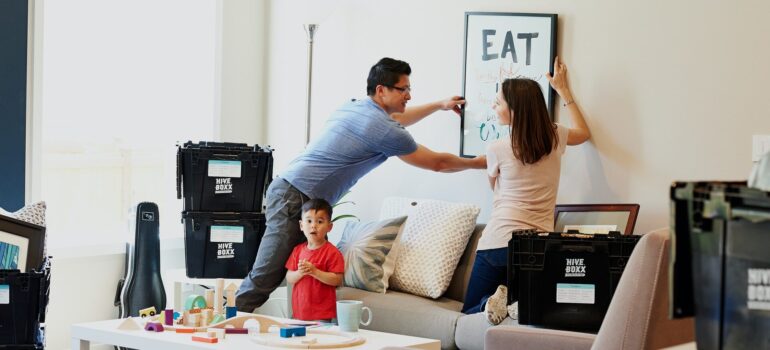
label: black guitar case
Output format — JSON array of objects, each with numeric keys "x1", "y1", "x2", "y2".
[{"x1": 114, "y1": 202, "x2": 166, "y2": 323}]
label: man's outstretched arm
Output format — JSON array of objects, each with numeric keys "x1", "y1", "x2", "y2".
[
  {"x1": 391, "y1": 96, "x2": 465, "y2": 127},
  {"x1": 399, "y1": 144, "x2": 485, "y2": 172}
]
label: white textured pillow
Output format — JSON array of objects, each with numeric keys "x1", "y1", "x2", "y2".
[{"x1": 389, "y1": 200, "x2": 480, "y2": 298}]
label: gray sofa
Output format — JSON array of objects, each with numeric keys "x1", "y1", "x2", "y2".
[
  {"x1": 338, "y1": 224, "x2": 517, "y2": 350},
  {"x1": 341, "y1": 226, "x2": 695, "y2": 350}
]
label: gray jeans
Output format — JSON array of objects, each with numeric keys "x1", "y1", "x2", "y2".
[{"x1": 235, "y1": 177, "x2": 308, "y2": 312}]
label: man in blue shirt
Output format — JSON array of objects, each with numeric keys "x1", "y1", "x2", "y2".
[{"x1": 236, "y1": 57, "x2": 486, "y2": 312}]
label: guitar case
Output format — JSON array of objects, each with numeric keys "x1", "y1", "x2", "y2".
[{"x1": 114, "y1": 202, "x2": 166, "y2": 324}]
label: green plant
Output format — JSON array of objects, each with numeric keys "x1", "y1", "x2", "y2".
[{"x1": 332, "y1": 191, "x2": 359, "y2": 223}]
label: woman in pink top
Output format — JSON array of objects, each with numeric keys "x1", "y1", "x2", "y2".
[{"x1": 461, "y1": 57, "x2": 592, "y2": 325}]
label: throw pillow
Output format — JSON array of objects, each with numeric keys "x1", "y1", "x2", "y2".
[
  {"x1": 0, "y1": 201, "x2": 47, "y2": 227},
  {"x1": 336, "y1": 216, "x2": 407, "y2": 293},
  {"x1": 378, "y1": 197, "x2": 426, "y2": 292},
  {"x1": 389, "y1": 200, "x2": 480, "y2": 299}
]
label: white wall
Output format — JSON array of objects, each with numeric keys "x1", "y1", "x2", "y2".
[
  {"x1": 265, "y1": 0, "x2": 770, "y2": 234},
  {"x1": 41, "y1": 2, "x2": 267, "y2": 349}
]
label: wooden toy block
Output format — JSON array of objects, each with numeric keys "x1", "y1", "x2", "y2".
[
  {"x1": 201, "y1": 309, "x2": 212, "y2": 327},
  {"x1": 184, "y1": 294, "x2": 207, "y2": 311},
  {"x1": 204, "y1": 289, "x2": 215, "y2": 309},
  {"x1": 225, "y1": 289, "x2": 236, "y2": 307},
  {"x1": 279, "y1": 326, "x2": 306, "y2": 338},
  {"x1": 207, "y1": 328, "x2": 226, "y2": 339},
  {"x1": 225, "y1": 306, "x2": 237, "y2": 319},
  {"x1": 192, "y1": 335, "x2": 218, "y2": 343},
  {"x1": 116, "y1": 317, "x2": 141, "y2": 331},
  {"x1": 175, "y1": 328, "x2": 195, "y2": 333},
  {"x1": 215, "y1": 279, "x2": 224, "y2": 315},
  {"x1": 164, "y1": 309, "x2": 174, "y2": 326},
  {"x1": 144, "y1": 322, "x2": 164, "y2": 332},
  {"x1": 224, "y1": 328, "x2": 248, "y2": 334},
  {"x1": 210, "y1": 314, "x2": 225, "y2": 324},
  {"x1": 139, "y1": 306, "x2": 157, "y2": 318}
]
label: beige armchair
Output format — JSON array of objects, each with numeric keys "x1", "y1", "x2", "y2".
[{"x1": 485, "y1": 229, "x2": 694, "y2": 350}]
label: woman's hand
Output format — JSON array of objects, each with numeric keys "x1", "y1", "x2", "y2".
[{"x1": 546, "y1": 56, "x2": 572, "y2": 100}]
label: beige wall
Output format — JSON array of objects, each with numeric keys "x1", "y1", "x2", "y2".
[{"x1": 265, "y1": 0, "x2": 770, "y2": 234}]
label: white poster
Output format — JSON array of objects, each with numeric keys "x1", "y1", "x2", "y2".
[{"x1": 461, "y1": 12, "x2": 557, "y2": 157}]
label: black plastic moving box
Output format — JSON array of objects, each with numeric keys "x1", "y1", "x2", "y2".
[
  {"x1": 670, "y1": 181, "x2": 770, "y2": 350},
  {"x1": 509, "y1": 230, "x2": 640, "y2": 332},
  {"x1": 182, "y1": 211, "x2": 266, "y2": 279},
  {"x1": 177, "y1": 141, "x2": 273, "y2": 212},
  {"x1": 0, "y1": 261, "x2": 50, "y2": 349}
]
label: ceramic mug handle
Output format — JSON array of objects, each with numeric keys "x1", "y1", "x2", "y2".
[{"x1": 360, "y1": 306, "x2": 372, "y2": 326}]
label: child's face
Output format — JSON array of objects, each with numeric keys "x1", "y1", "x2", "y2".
[{"x1": 299, "y1": 209, "x2": 333, "y2": 245}]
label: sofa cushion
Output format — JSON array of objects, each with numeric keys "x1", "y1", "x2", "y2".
[
  {"x1": 337, "y1": 216, "x2": 407, "y2": 293},
  {"x1": 390, "y1": 200, "x2": 480, "y2": 299},
  {"x1": 338, "y1": 286, "x2": 464, "y2": 350},
  {"x1": 455, "y1": 312, "x2": 520, "y2": 350}
]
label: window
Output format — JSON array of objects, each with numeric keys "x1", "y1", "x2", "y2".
[{"x1": 40, "y1": 0, "x2": 219, "y2": 248}]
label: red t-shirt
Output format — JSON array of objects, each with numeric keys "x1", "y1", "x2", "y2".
[{"x1": 285, "y1": 241, "x2": 345, "y2": 320}]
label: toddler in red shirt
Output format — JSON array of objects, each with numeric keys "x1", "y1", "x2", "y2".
[{"x1": 285, "y1": 198, "x2": 345, "y2": 321}]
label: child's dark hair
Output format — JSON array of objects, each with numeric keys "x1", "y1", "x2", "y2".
[
  {"x1": 301, "y1": 198, "x2": 333, "y2": 220},
  {"x1": 366, "y1": 57, "x2": 411, "y2": 96}
]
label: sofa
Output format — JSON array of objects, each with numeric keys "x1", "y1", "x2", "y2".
[
  {"x1": 339, "y1": 223, "x2": 511, "y2": 350},
  {"x1": 339, "y1": 222, "x2": 694, "y2": 350}
]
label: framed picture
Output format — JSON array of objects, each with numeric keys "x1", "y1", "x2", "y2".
[
  {"x1": 0, "y1": 213, "x2": 45, "y2": 272},
  {"x1": 461, "y1": 12, "x2": 557, "y2": 157}
]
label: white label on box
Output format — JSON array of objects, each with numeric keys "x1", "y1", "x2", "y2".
[
  {"x1": 211, "y1": 225, "x2": 244, "y2": 243},
  {"x1": 208, "y1": 160, "x2": 241, "y2": 178},
  {"x1": 747, "y1": 268, "x2": 770, "y2": 310},
  {"x1": 563, "y1": 224, "x2": 618, "y2": 234},
  {"x1": 0, "y1": 285, "x2": 9, "y2": 304},
  {"x1": 556, "y1": 283, "x2": 595, "y2": 304}
]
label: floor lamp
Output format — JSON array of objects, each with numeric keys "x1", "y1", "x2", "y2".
[{"x1": 304, "y1": 24, "x2": 318, "y2": 146}]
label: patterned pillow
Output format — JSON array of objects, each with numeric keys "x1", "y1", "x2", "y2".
[
  {"x1": 389, "y1": 200, "x2": 480, "y2": 299},
  {"x1": 336, "y1": 216, "x2": 407, "y2": 293},
  {"x1": 0, "y1": 201, "x2": 47, "y2": 226}
]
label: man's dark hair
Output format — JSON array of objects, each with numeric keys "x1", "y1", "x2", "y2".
[
  {"x1": 366, "y1": 57, "x2": 411, "y2": 96},
  {"x1": 301, "y1": 198, "x2": 333, "y2": 220}
]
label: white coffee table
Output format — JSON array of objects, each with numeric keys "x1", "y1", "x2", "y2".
[{"x1": 71, "y1": 317, "x2": 440, "y2": 350}]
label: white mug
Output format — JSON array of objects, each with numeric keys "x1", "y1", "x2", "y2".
[{"x1": 336, "y1": 300, "x2": 372, "y2": 332}]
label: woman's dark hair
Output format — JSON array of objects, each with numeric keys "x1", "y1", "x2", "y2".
[
  {"x1": 501, "y1": 78, "x2": 558, "y2": 165},
  {"x1": 301, "y1": 198, "x2": 333, "y2": 220},
  {"x1": 366, "y1": 57, "x2": 411, "y2": 96}
]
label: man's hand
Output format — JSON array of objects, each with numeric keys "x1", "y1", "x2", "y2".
[{"x1": 439, "y1": 96, "x2": 466, "y2": 115}]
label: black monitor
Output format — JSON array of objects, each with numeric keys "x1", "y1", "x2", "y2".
[
  {"x1": 554, "y1": 204, "x2": 640, "y2": 235},
  {"x1": 0, "y1": 213, "x2": 46, "y2": 272}
]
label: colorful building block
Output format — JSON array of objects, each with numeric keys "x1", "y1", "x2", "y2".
[
  {"x1": 139, "y1": 306, "x2": 157, "y2": 318},
  {"x1": 225, "y1": 305, "x2": 237, "y2": 319},
  {"x1": 224, "y1": 328, "x2": 248, "y2": 334},
  {"x1": 192, "y1": 335, "x2": 218, "y2": 343},
  {"x1": 279, "y1": 326, "x2": 306, "y2": 338},
  {"x1": 164, "y1": 309, "x2": 174, "y2": 326},
  {"x1": 144, "y1": 322, "x2": 164, "y2": 332}
]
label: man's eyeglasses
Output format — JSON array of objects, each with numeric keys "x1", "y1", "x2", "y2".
[{"x1": 384, "y1": 85, "x2": 412, "y2": 94}]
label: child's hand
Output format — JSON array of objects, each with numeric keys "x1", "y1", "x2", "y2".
[{"x1": 298, "y1": 260, "x2": 318, "y2": 276}]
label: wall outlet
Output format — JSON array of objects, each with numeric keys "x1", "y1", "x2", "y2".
[{"x1": 753, "y1": 135, "x2": 770, "y2": 162}]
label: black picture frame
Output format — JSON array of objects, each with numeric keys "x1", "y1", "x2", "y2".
[
  {"x1": 0, "y1": 213, "x2": 46, "y2": 272},
  {"x1": 460, "y1": 12, "x2": 558, "y2": 157},
  {"x1": 553, "y1": 204, "x2": 641, "y2": 235}
]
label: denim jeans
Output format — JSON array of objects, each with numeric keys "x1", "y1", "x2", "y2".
[
  {"x1": 461, "y1": 247, "x2": 511, "y2": 314},
  {"x1": 236, "y1": 177, "x2": 309, "y2": 312}
]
